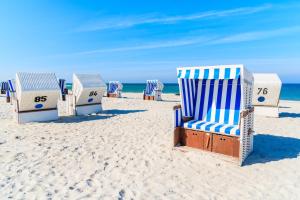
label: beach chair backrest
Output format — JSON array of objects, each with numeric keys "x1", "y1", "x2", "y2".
[
  {"x1": 252, "y1": 73, "x2": 282, "y2": 107},
  {"x1": 59, "y1": 79, "x2": 66, "y2": 95},
  {"x1": 108, "y1": 81, "x2": 122, "y2": 93},
  {"x1": 15, "y1": 72, "x2": 60, "y2": 112},
  {"x1": 8, "y1": 79, "x2": 16, "y2": 92},
  {"x1": 145, "y1": 80, "x2": 163, "y2": 95},
  {"x1": 72, "y1": 74, "x2": 106, "y2": 106},
  {"x1": 177, "y1": 65, "x2": 253, "y2": 126}
]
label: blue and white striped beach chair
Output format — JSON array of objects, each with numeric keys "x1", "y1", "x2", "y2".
[
  {"x1": 173, "y1": 65, "x2": 254, "y2": 165},
  {"x1": 143, "y1": 80, "x2": 164, "y2": 101},
  {"x1": 1, "y1": 82, "x2": 7, "y2": 94},
  {"x1": 107, "y1": 81, "x2": 123, "y2": 98},
  {"x1": 6, "y1": 79, "x2": 16, "y2": 103},
  {"x1": 0, "y1": 81, "x2": 10, "y2": 102}
]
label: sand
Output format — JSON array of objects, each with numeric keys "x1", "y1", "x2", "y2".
[{"x1": 0, "y1": 93, "x2": 300, "y2": 200}]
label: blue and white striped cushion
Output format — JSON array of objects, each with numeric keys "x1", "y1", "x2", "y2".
[{"x1": 183, "y1": 120, "x2": 240, "y2": 136}]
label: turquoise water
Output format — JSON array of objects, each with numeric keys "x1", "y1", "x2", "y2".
[{"x1": 66, "y1": 83, "x2": 300, "y2": 101}]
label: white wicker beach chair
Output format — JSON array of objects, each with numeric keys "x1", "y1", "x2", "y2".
[
  {"x1": 14, "y1": 72, "x2": 60, "y2": 123},
  {"x1": 107, "y1": 81, "x2": 123, "y2": 98},
  {"x1": 173, "y1": 65, "x2": 254, "y2": 165},
  {"x1": 252, "y1": 73, "x2": 282, "y2": 118},
  {"x1": 143, "y1": 80, "x2": 164, "y2": 101},
  {"x1": 67, "y1": 74, "x2": 106, "y2": 116}
]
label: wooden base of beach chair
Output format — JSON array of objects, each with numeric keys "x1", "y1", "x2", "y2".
[
  {"x1": 6, "y1": 96, "x2": 11, "y2": 103},
  {"x1": 174, "y1": 128, "x2": 239, "y2": 158},
  {"x1": 212, "y1": 134, "x2": 240, "y2": 158},
  {"x1": 143, "y1": 95, "x2": 155, "y2": 100},
  {"x1": 107, "y1": 93, "x2": 118, "y2": 98}
]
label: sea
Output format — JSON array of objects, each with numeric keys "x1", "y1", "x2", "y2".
[{"x1": 66, "y1": 83, "x2": 300, "y2": 101}]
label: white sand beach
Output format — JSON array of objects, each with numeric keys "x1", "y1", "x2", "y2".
[{"x1": 0, "y1": 93, "x2": 300, "y2": 199}]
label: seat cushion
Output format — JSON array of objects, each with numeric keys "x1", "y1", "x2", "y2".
[{"x1": 183, "y1": 120, "x2": 240, "y2": 136}]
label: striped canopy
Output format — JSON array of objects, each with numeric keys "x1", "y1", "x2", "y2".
[{"x1": 177, "y1": 65, "x2": 242, "y2": 80}]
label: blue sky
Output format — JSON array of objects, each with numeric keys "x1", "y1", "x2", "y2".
[{"x1": 0, "y1": 0, "x2": 300, "y2": 83}]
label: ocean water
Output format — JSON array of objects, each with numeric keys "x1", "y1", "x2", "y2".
[{"x1": 66, "y1": 83, "x2": 300, "y2": 101}]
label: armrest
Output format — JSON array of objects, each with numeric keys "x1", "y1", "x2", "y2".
[
  {"x1": 182, "y1": 117, "x2": 194, "y2": 122},
  {"x1": 173, "y1": 105, "x2": 194, "y2": 128},
  {"x1": 173, "y1": 104, "x2": 181, "y2": 110},
  {"x1": 174, "y1": 105, "x2": 182, "y2": 127},
  {"x1": 240, "y1": 107, "x2": 254, "y2": 118}
]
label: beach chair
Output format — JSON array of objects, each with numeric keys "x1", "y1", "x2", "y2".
[
  {"x1": 143, "y1": 80, "x2": 164, "y2": 101},
  {"x1": 107, "y1": 81, "x2": 123, "y2": 98},
  {"x1": 1, "y1": 82, "x2": 9, "y2": 101},
  {"x1": 66, "y1": 74, "x2": 106, "y2": 116},
  {"x1": 1, "y1": 82, "x2": 7, "y2": 94},
  {"x1": 59, "y1": 79, "x2": 66, "y2": 101},
  {"x1": 252, "y1": 73, "x2": 281, "y2": 118},
  {"x1": 6, "y1": 79, "x2": 16, "y2": 103},
  {"x1": 173, "y1": 65, "x2": 254, "y2": 165},
  {"x1": 14, "y1": 72, "x2": 61, "y2": 123}
]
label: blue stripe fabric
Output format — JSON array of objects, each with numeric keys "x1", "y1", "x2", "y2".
[
  {"x1": 194, "y1": 69, "x2": 200, "y2": 79},
  {"x1": 233, "y1": 78, "x2": 241, "y2": 125},
  {"x1": 214, "y1": 69, "x2": 220, "y2": 79},
  {"x1": 224, "y1": 79, "x2": 233, "y2": 124},
  {"x1": 225, "y1": 68, "x2": 231, "y2": 79},
  {"x1": 215, "y1": 80, "x2": 224, "y2": 123},
  {"x1": 235, "y1": 68, "x2": 241, "y2": 79},
  {"x1": 186, "y1": 79, "x2": 192, "y2": 116},
  {"x1": 181, "y1": 79, "x2": 188, "y2": 117},
  {"x1": 185, "y1": 70, "x2": 191, "y2": 79},
  {"x1": 204, "y1": 69, "x2": 209, "y2": 79},
  {"x1": 8, "y1": 80, "x2": 15, "y2": 92},
  {"x1": 177, "y1": 70, "x2": 182, "y2": 78},
  {"x1": 205, "y1": 80, "x2": 215, "y2": 121}
]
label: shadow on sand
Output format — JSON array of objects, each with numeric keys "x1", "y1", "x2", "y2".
[
  {"x1": 55, "y1": 109, "x2": 146, "y2": 123},
  {"x1": 244, "y1": 134, "x2": 300, "y2": 165},
  {"x1": 279, "y1": 112, "x2": 300, "y2": 118}
]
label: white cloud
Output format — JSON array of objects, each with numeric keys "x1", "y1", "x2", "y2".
[
  {"x1": 68, "y1": 26, "x2": 300, "y2": 55},
  {"x1": 76, "y1": 4, "x2": 272, "y2": 32},
  {"x1": 73, "y1": 37, "x2": 211, "y2": 55},
  {"x1": 210, "y1": 26, "x2": 300, "y2": 44}
]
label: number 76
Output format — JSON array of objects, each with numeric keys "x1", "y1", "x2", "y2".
[{"x1": 257, "y1": 88, "x2": 268, "y2": 95}]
